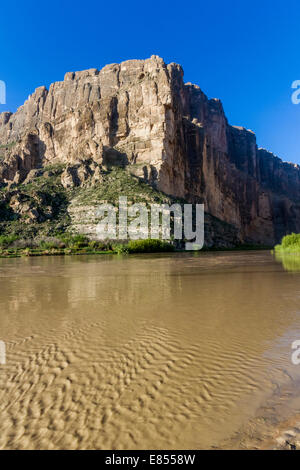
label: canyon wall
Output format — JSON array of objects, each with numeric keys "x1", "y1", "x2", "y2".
[{"x1": 0, "y1": 55, "x2": 299, "y2": 244}]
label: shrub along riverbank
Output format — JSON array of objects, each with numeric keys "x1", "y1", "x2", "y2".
[
  {"x1": 0, "y1": 233, "x2": 273, "y2": 258},
  {"x1": 274, "y1": 233, "x2": 300, "y2": 254},
  {"x1": 0, "y1": 234, "x2": 175, "y2": 258},
  {"x1": 273, "y1": 233, "x2": 300, "y2": 272}
]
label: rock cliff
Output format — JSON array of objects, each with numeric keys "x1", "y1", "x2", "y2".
[{"x1": 0, "y1": 55, "x2": 299, "y2": 245}]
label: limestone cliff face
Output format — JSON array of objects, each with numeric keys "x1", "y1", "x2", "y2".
[{"x1": 0, "y1": 55, "x2": 299, "y2": 244}]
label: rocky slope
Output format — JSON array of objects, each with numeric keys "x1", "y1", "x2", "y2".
[{"x1": 0, "y1": 55, "x2": 299, "y2": 245}]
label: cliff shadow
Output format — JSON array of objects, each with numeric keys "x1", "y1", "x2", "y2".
[{"x1": 102, "y1": 146, "x2": 129, "y2": 169}]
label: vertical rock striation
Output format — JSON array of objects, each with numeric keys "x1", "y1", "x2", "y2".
[{"x1": 0, "y1": 55, "x2": 299, "y2": 244}]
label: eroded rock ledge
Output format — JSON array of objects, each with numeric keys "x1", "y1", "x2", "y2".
[{"x1": 0, "y1": 55, "x2": 299, "y2": 245}]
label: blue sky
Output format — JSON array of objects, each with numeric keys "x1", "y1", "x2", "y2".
[{"x1": 0, "y1": 0, "x2": 299, "y2": 163}]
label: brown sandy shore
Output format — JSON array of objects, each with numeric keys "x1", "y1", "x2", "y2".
[
  {"x1": 229, "y1": 414, "x2": 300, "y2": 450},
  {"x1": 223, "y1": 414, "x2": 300, "y2": 450},
  {"x1": 220, "y1": 381, "x2": 300, "y2": 450}
]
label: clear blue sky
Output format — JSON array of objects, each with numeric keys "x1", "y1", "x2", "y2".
[{"x1": 0, "y1": 0, "x2": 299, "y2": 163}]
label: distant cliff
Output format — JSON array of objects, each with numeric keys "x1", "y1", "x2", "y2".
[{"x1": 0, "y1": 55, "x2": 299, "y2": 245}]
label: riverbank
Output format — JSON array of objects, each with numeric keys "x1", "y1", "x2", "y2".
[
  {"x1": 221, "y1": 410, "x2": 300, "y2": 450},
  {"x1": 221, "y1": 378, "x2": 300, "y2": 450},
  {"x1": 0, "y1": 239, "x2": 272, "y2": 258},
  {"x1": 275, "y1": 233, "x2": 300, "y2": 255},
  {"x1": 0, "y1": 235, "x2": 175, "y2": 258},
  {"x1": 0, "y1": 248, "x2": 114, "y2": 258}
]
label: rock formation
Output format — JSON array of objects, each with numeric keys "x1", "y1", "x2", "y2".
[{"x1": 0, "y1": 55, "x2": 299, "y2": 245}]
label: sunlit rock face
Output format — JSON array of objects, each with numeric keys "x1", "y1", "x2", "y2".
[{"x1": 0, "y1": 55, "x2": 299, "y2": 244}]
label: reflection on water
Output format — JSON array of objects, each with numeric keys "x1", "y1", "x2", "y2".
[
  {"x1": 274, "y1": 252, "x2": 300, "y2": 273},
  {"x1": 0, "y1": 251, "x2": 300, "y2": 449}
]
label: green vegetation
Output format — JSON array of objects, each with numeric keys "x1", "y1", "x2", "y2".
[
  {"x1": 125, "y1": 239, "x2": 174, "y2": 253},
  {"x1": 0, "y1": 164, "x2": 267, "y2": 258},
  {"x1": 0, "y1": 142, "x2": 17, "y2": 150},
  {"x1": 0, "y1": 233, "x2": 174, "y2": 258},
  {"x1": 0, "y1": 165, "x2": 181, "y2": 257},
  {"x1": 0, "y1": 233, "x2": 115, "y2": 258},
  {"x1": 73, "y1": 167, "x2": 177, "y2": 206},
  {"x1": 0, "y1": 234, "x2": 19, "y2": 247},
  {"x1": 0, "y1": 141, "x2": 17, "y2": 160},
  {"x1": 274, "y1": 233, "x2": 300, "y2": 254},
  {"x1": 113, "y1": 239, "x2": 174, "y2": 254},
  {"x1": 0, "y1": 166, "x2": 181, "y2": 239},
  {"x1": 0, "y1": 163, "x2": 70, "y2": 238},
  {"x1": 272, "y1": 233, "x2": 300, "y2": 273}
]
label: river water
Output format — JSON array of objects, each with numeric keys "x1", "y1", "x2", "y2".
[{"x1": 1, "y1": 251, "x2": 300, "y2": 449}]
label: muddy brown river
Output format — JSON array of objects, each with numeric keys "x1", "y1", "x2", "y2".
[{"x1": 1, "y1": 251, "x2": 300, "y2": 449}]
